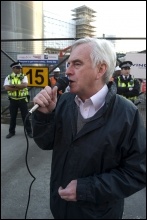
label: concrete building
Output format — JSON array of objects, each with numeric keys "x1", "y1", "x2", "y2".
[
  {"x1": 43, "y1": 9, "x2": 76, "y2": 54},
  {"x1": 1, "y1": 1, "x2": 43, "y2": 52},
  {"x1": 1, "y1": 2, "x2": 97, "y2": 79},
  {"x1": 1, "y1": 1, "x2": 43, "y2": 83}
]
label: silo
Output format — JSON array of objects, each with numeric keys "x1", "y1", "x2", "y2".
[{"x1": 1, "y1": 1, "x2": 43, "y2": 88}]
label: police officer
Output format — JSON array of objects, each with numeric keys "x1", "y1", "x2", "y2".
[
  {"x1": 114, "y1": 61, "x2": 140, "y2": 103},
  {"x1": 3, "y1": 61, "x2": 33, "y2": 138}
]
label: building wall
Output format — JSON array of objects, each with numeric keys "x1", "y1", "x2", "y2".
[
  {"x1": 1, "y1": 1, "x2": 43, "y2": 81},
  {"x1": 1, "y1": 1, "x2": 43, "y2": 40}
]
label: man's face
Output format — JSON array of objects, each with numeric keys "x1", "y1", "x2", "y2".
[
  {"x1": 12, "y1": 67, "x2": 22, "y2": 73},
  {"x1": 121, "y1": 67, "x2": 131, "y2": 76},
  {"x1": 65, "y1": 43, "x2": 104, "y2": 100}
]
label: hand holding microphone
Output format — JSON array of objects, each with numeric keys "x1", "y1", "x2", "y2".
[{"x1": 29, "y1": 77, "x2": 69, "y2": 114}]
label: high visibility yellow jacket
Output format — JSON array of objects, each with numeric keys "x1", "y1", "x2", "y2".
[
  {"x1": 7, "y1": 72, "x2": 29, "y2": 101},
  {"x1": 114, "y1": 75, "x2": 140, "y2": 102}
]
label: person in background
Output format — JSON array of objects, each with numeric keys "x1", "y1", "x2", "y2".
[
  {"x1": 112, "y1": 65, "x2": 121, "y2": 79},
  {"x1": 49, "y1": 67, "x2": 60, "y2": 87},
  {"x1": 3, "y1": 62, "x2": 33, "y2": 138},
  {"x1": 109, "y1": 64, "x2": 121, "y2": 82},
  {"x1": 49, "y1": 67, "x2": 67, "y2": 94},
  {"x1": 114, "y1": 61, "x2": 140, "y2": 103},
  {"x1": 31, "y1": 38, "x2": 146, "y2": 219}
]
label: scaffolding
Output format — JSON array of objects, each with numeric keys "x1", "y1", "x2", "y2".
[{"x1": 72, "y1": 5, "x2": 96, "y2": 38}]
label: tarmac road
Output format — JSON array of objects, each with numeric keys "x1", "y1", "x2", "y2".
[{"x1": 1, "y1": 124, "x2": 146, "y2": 219}]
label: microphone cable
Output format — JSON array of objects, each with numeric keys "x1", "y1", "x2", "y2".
[
  {"x1": 23, "y1": 76, "x2": 69, "y2": 218},
  {"x1": 24, "y1": 112, "x2": 36, "y2": 219}
]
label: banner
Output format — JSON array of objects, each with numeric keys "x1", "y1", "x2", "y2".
[
  {"x1": 17, "y1": 54, "x2": 58, "y2": 64},
  {"x1": 125, "y1": 53, "x2": 146, "y2": 79}
]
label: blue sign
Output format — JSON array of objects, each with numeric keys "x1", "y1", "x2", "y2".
[{"x1": 18, "y1": 60, "x2": 58, "y2": 64}]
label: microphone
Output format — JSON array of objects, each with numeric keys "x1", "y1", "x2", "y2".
[{"x1": 29, "y1": 76, "x2": 69, "y2": 114}]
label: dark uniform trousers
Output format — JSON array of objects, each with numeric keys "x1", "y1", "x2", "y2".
[{"x1": 9, "y1": 98, "x2": 32, "y2": 134}]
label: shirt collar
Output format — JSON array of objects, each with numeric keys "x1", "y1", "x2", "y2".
[
  {"x1": 75, "y1": 84, "x2": 108, "y2": 111},
  {"x1": 123, "y1": 75, "x2": 129, "y2": 79}
]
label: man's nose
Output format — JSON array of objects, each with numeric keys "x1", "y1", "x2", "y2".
[{"x1": 65, "y1": 66, "x2": 70, "y2": 75}]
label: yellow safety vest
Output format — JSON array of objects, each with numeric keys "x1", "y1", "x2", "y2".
[
  {"x1": 118, "y1": 76, "x2": 137, "y2": 101},
  {"x1": 7, "y1": 72, "x2": 29, "y2": 101}
]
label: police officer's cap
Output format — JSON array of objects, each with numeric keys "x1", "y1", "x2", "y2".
[
  {"x1": 119, "y1": 61, "x2": 133, "y2": 69},
  {"x1": 10, "y1": 62, "x2": 22, "y2": 69}
]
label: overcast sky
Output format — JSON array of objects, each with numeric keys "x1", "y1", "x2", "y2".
[{"x1": 43, "y1": 1, "x2": 146, "y2": 52}]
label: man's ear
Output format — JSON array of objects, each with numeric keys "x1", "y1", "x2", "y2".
[{"x1": 96, "y1": 63, "x2": 107, "y2": 79}]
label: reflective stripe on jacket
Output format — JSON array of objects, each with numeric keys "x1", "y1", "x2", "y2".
[
  {"x1": 117, "y1": 76, "x2": 137, "y2": 101},
  {"x1": 7, "y1": 73, "x2": 29, "y2": 100}
]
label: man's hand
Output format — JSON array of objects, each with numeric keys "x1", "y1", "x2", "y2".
[
  {"x1": 33, "y1": 86, "x2": 58, "y2": 114},
  {"x1": 58, "y1": 180, "x2": 77, "y2": 201}
]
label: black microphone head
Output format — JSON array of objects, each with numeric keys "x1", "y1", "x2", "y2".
[{"x1": 55, "y1": 76, "x2": 69, "y2": 91}]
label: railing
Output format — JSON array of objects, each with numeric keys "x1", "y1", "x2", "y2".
[{"x1": 1, "y1": 38, "x2": 146, "y2": 126}]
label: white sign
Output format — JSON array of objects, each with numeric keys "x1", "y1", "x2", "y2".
[
  {"x1": 17, "y1": 54, "x2": 58, "y2": 64},
  {"x1": 125, "y1": 53, "x2": 146, "y2": 79}
]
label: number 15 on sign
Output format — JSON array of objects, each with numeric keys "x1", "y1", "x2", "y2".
[{"x1": 22, "y1": 66, "x2": 49, "y2": 87}]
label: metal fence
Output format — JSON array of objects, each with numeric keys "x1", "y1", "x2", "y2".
[
  {"x1": 1, "y1": 37, "x2": 146, "y2": 88},
  {"x1": 1, "y1": 38, "x2": 146, "y2": 126}
]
